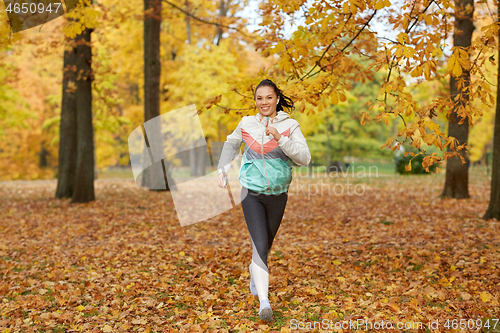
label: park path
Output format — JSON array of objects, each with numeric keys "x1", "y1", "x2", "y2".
[{"x1": 0, "y1": 175, "x2": 499, "y2": 332}]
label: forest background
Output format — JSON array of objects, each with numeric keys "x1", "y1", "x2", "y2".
[{"x1": 0, "y1": 0, "x2": 496, "y2": 182}]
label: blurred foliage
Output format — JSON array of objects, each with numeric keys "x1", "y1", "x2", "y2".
[
  {"x1": 395, "y1": 148, "x2": 439, "y2": 175},
  {"x1": 297, "y1": 67, "x2": 395, "y2": 165},
  {"x1": 0, "y1": 0, "x2": 497, "y2": 180}
]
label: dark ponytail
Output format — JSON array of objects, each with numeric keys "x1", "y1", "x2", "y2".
[{"x1": 254, "y1": 79, "x2": 294, "y2": 114}]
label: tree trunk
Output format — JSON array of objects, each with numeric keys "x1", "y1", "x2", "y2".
[
  {"x1": 185, "y1": 0, "x2": 192, "y2": 44},
  {"x1": 325, "y1": 116, "x2": 331, "y2": 170},
  {"x1": 184, "y1": 0, "x2": 200, "y2": 177},
  {"x1": 142, "y1": 0, "x2": 170, "y2": 190},
  {"x1": 71, "y1": 27, "x2": 95, "y2": 203},
  {"x1": 196, "y1": 138, "x2": 208, "y2": 175},
  {"x1": 214, "y1": 0, "x2": 228, "y2": 45},
  {"x1": 39, "y1": 140, "x2": 48, "y2": 168},
  {"x1": 55, "y1": 35, "x2": 78, "y2": 199},
  {"x1": 441, "y1": 0, "x2": 474, "y2": 199},
  {"x1": 94, "y1": 128, "x2": 98, "y2": 180},
  {"x1": 189, "y1": 140, "x2": 197, "y2": 176},
  {"x1": 483, "y1": 4, "x2": 500, "y2": 220}
]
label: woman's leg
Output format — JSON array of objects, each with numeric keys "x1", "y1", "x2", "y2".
[
  {"x1": 241, "y1": 188, "x2": 269, "y2": 302},
  {"x1": 262, "y1": 192, "x2": 288, "y2": 253},
  {"x1": 241, "y1": 187, "x2": 288, "y2": 302}
]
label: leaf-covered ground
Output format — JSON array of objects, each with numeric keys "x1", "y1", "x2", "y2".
[{"x1": 0, "y1": 171, "x2": 499, "y2": 332}]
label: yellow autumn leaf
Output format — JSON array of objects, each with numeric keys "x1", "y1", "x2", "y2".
[
  {"x1": 199, "y1": 312, "x2": 213, "y2": 320},
  {"x1": 405, "y1": 160, "x2": 412, "y2": 172},
  {"x1": 388, "y1": 302, "x2": 400, "y2": 312},
  {"x1": 374, "y1": 0, "x2": 386, "y2": 10},
  {"x1": 410, "y1": 65, "x2": 422, "y2": 78},
  {"x1": 405, "y1": 105, "x2": 412, "y2": 116},
  {"x1": 331, "y1": 259, "x2": 342, "y2": 265},
  {"x1": 395, "y1": 45, "x2": 403, "y2": 58},
  {"x1": 480, "y1": 291, "x2": 493, "y2": 303},
  {"x1": 452, "y1": 62, "x2": 462, "y2": 77},
  {"x1": 338, "y1": 92, "x2": 346, "y2": 102},
  {"x1": 397, "y1": 32, "x2": 410, "y2": 44},
  {"x1": 76, "y1": 305, "x2": 85, "y2": 311},
  {"x1": 424, "y1": 62, "x2": 432, "y2": 79},
  {"x1": 381, "y1": 84, "x2": 389, "y2": 95},
  {"x1": 339, "y1": 2, "x2": 348, "y2": 13},
  {"x1": 102, "y1": 325, "x2": 113, "y2": 332},
  {"x1": 447, "y1": 55, "x2": 456, "y2": 71},
  {"x1": 403, "y1": 46, "x2": 414, "y2": 58},
  {"x1": 307, "y1": 287, "x2": 318, "y2": 295},
  {"x1": 330, "y1": 92, "x2": 339, "y2": 105}
]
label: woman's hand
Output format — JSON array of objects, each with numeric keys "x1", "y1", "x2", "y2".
[
  {"x1": 265, "y1": 125, "x2": 282, "y2": 141},
  {"x1": 217, "y1": 172, "x2": 228, "y2": 188}
]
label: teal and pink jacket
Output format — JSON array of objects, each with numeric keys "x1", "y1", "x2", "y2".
[{"x1": 217, "y1": 111, "x2": 311, "y2": 195}]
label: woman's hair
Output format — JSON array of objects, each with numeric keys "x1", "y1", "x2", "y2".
[{"x1": 254, "y1": 79, "x2": 294, "y2": 114}]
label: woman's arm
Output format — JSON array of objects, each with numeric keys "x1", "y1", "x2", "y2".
[
  {"x1": 277, "y1": 123, "x2": 311, "y2": 167},
  {"x1": 217, "y1": 120, "x2": 243, "y2": 174}
]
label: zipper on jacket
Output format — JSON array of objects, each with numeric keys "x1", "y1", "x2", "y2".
[{"x1": 262, "y1": 117, "x2": 271, "y2": 194}]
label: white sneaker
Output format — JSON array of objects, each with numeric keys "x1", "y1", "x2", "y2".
[
  {"x1": 249, "y1": 264, "x2": 258, "y2": 296},
  {"x1": 259, "y1": 298, "x2": 273, "y2": 322}
]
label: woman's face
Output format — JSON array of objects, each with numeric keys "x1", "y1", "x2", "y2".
[{"x1": 255, "y1": 86, "x2": 279, "y2": 118}]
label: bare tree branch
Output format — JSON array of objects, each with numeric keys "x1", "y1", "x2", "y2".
[{"x1": 161, "y1": 0, "x2": 250, "y2": 38}]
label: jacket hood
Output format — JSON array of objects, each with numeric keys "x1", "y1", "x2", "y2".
[{"x1": 255, "y1": 110, "x2": 290, "y2": 126}]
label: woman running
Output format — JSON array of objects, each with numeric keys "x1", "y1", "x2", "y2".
[{"x1": 217, "y1": 79, "x2": 311, "y2": 322}]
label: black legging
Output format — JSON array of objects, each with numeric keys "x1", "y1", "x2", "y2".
[{"x1": 241, "y1": 186, "x2": 288, "y2": 301}]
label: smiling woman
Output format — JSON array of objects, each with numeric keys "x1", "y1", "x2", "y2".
[
  {"x1": 255, "y1": 86, "x2": 279, "y2": 116},
  {"x1": 216, "y1": 79, "x2": 311, "y2": 322},
  {"x1": 254, "y1": 79, "x2": 295, "y2": 119}
]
